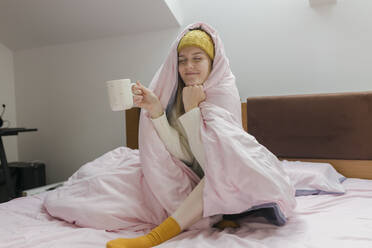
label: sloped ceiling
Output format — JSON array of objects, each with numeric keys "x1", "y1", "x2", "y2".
[{"x1": 0, "y1": 0, "x2": 182, "y2": 51}]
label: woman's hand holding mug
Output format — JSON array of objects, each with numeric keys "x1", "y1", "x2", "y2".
[
  {"x1": 182, "y1": 85, "x2": 206, "y2": 112},
  {"x1": 132, "y1": 81, "x2": 164, "y2": 119}
]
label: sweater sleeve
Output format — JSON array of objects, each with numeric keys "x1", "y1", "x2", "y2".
[
  {"x1": 151, "y1": 112, "x2": 193, "y2": 164},
  {"x1": 178, "y1": 107, "x2": 206, "y2": 169}
]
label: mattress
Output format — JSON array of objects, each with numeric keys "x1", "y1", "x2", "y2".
[{"x1": 1, "y1": 178, "x2": 371, "y2": 248}]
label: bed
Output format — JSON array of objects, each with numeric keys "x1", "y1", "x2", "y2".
[{"x1": 1, "y1": 91, "x2": 372, "y2": 247}]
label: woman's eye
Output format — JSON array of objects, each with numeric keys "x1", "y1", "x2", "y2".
[
  {"x1": 178, "y1": 60, "x2": 186, "y2": 64},
  {"x1": 194, "y1": 57, "x2": 201, "y2": 61}
]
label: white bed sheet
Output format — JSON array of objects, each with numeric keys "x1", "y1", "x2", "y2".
[{"x1": 0, "y1": 178, "x2": 371, "y2": 248}]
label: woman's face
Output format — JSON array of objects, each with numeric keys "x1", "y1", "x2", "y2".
[{"x1": 178, "y1": 46, "x2": 212, "y2": 86}]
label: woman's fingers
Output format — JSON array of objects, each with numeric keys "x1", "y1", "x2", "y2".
[
  {"x1": 184, "y1": 85, "x2": 204, "y2": 95},
  {"x1": 133, "y1": 95, "x2": 143, "y2": 102},
  {"x1": 133, "y1": 95, "x2": 143, "y2": 107},
  {"x1": 134, "y1": 89, "x2": 142, "y2": 95},
  {"x1": 134, "y1": 80, "x2": 161, "y2": 113},
  {"x1": 182, "y1": 85, "x2": 206, "y2": 108},
  {"x1": 136, "y1": 80, "x2": 151, "y2": 95},
  {"x1": 132, "y1": 84, "x2": 143, "y2": 95},
  {"x1": 136, "y1": 81, "x2": 144, "y2": 90}
]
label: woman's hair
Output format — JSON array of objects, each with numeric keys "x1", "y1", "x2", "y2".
[{"x1": 172, "y1": 76, "x2": 186, "y2": 119}]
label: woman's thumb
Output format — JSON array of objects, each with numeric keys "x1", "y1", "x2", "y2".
[{"x1": 137, "y1": 81, "x2": 150, "y2": 93}]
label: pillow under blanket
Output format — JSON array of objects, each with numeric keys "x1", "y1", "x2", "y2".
[{"x1": 281, "y1": 160, "x2": 346, "y2": 196}]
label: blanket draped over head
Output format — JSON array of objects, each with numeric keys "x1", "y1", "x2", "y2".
[
  {"x1": 140, "y1": 21, "x2": 296, "y2": 218},
  {"x1": 43, "y1": 22, "x2": 296, "y2": 231}
]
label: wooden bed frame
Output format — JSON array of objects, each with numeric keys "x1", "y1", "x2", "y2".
[{"x1": 125, "y1": 91, "x2": 372, "y2": 180}]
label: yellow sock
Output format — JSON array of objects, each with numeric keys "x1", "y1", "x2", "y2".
[{"x1": 106, "y1": 217, "x2": 181, "y2": 248}]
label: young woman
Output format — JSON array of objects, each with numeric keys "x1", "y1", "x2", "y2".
[{"x1": 106, "y1": 23, "x2": 296, "y2": 248}]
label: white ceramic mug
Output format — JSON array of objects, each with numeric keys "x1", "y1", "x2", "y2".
[{"x1": 106, "y1": 79, "x2": 135, "y2": 111}]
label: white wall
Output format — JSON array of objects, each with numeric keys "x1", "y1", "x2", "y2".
[
  {"x1": 178, "y1": 0, "x2": 372, "y2": 98},
  {"x1": 14, "y1": 0, "x2": 372, "y2": 183},
  {"x1": 0, "y1": 43, "x2": 18, "y2": 162},
  {"x1": 14, "y1": 28, "x2": 180, "y2": 183}
]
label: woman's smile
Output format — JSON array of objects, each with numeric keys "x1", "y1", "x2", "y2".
[{"x1": 185, "y1": 72, "x2": 200, "y2": 76}]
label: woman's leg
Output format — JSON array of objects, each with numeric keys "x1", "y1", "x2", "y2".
[
  {"x1": 171, "y1": 178, "x2": 204, "y2": 230},
  {"x1": 106, "y1": 179, "x2": 205, "y2": 248}
]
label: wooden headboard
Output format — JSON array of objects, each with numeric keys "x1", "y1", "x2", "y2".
[
  {"x1": 126, "y1": 92, "x2": 372, "y2": 179},
  {"x1": 246, "y1": 91, "x2": 372, "y2": 179}
]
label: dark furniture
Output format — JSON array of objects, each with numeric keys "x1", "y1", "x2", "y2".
[{"x1": 0, "y1": 128, "x2": 37, "y2": 201}]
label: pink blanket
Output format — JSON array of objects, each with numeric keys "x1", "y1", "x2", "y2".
[
  {"x1": 44, "y1": 22, "x2": 295, "y2": 231},
  {"x1": 2, "y1": 178, "x2": 372, "y2": 247}
]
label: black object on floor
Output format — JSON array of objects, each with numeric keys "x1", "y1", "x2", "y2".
[
  {"x1": 9, "y1": 162, "x2": 46, "y2": 195},
  {"x1": 0, "y1": 162, "x2": 46, "y2": 203}
]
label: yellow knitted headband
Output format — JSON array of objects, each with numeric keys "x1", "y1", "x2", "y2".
[{"x1": 177, "y1": 29, "x2": 215, "y2": 60}]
